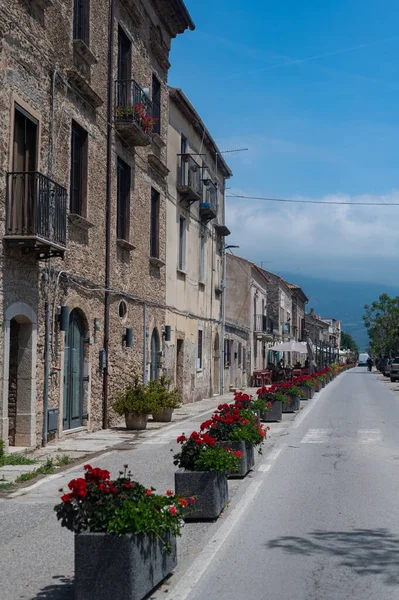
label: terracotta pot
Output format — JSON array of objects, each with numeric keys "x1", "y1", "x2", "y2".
[
  {"x1": 152, "y1": 407, "x2": 174, "y2": 423},
  {"x1": 125, "y1": 412, "x2": 148, "y2": 430}
]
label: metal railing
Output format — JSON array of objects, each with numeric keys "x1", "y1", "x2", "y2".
[
  {"x1": 204, "y1": 179, "x2": 218, "y2": 212},
  {"x1": 114, "y1": 79, "x2": 153, "y2": 133},
  {"x1": 177, "y1": 154, "x2": 203, "y2": 197},
  {"x1": 6, "y1": 172, "x2": 67, "y2": 247}
]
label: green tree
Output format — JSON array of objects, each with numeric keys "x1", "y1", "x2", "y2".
[
  {"x1": 363, "y1": 294, "x2": 399, "y2": 356},
  {"x1": 340, "y1": 331, "x2": 359, "y2": 354}
]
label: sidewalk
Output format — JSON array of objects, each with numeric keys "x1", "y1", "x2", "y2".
[{"x1": 0, "y1": 388, "x2": 256, "y2": 485}]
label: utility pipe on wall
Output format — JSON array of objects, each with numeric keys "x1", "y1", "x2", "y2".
[
  {"x1": 42, "y1": 301, "x2": 51, "y2": 446},
  {"x1": 102, "y1": 0, "x2": 115, "y2": 430},
  {"x1": 143, "y1": 303, "x2": 147, "y2": 384}
]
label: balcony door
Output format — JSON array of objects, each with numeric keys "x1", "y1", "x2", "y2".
[
  {"x1": 117, "y1": 27, "x2": 131, "y2": 110},
  {"x1": 63, "y1": 310, "x2": 84, "y2": 430},
  {"x1": 10, "y1": 107, "x2": 38, "y2": 235}
]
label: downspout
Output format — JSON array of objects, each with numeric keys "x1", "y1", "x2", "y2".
[
  {"x1": 220, "y1": 242, "x2": 226, "y2": 395},
  {"x1": 42, "y1": 301, "x2": 51, "y2": 446},
  {"x1": 143, "y1": 303, "x2": 147, "y2": 384},
  {"x1": 209, "y1": 229, "x2": 214, "y2": 397},
  {"x1": 103, "y1": 0, "x2": 115, "y2": 429}
]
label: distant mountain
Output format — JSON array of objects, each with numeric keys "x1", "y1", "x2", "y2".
[{"x1": 278, "y1": 272, "x2": 399, "y2": 351}]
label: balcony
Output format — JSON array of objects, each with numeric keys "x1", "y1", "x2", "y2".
[
  {"x1": 254, "y1": 314, "x2": 268, "y2": 333},
  {"x1": 114, "y1": 79, "x2": 154, "y2": 146},
  {"x1": 177, "y1": 154, "x2": 203, "y2": 202},
  {"x1": 4, "y1": 172, "x2": 67, "y2": 258},
  {"x1": 200, "y1": 179, "x2": 218, "y2": 223}
]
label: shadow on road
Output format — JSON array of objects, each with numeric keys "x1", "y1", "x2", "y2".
[
  {"x1": 28, "y1": 576, "x2": 73, "y2": 599},
  {"x1": 267, "y1": 528, "x2": 399, "y2": 585}
]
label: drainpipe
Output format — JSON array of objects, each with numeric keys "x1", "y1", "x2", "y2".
[
  {"x1": 220, "y1": 243, "x2": 226, "y2": 395},
  {"x1": 103, "y1": 0, "x2": 115, "y2": 430},
  {"x1": 42, "y1": 301, "x2": 51, "y2": 446},
  {"x1": 50, "y1": 69, "x2": 57, "y2": 179},
  {"x1": 143, "y1": 303, "x2": 147, "y2": 384}
]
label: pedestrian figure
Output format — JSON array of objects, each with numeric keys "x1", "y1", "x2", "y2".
[{"x1": 366, "y1": 357, "x2": 373, "y2": 372}]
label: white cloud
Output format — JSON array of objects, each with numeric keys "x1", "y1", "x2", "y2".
[{"x1": 225, "y1": 189, "x2": 399, "y2": 285}]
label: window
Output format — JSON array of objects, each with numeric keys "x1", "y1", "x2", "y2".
[
  {"x1": 13, "y1": 106, "x2": 37, "y2": 172},
  {"x1": 152, "y1": 75, "x2": 161, "y2": 135},
  {"x1": 70, "y1": 122, "x2": 88, "y2": 216},
  {"x1": 116, "y1": 158, "x2": 131, "y2": 241},
  {"x1": 150, "y1": 188, "x2": 160, "y2": 258},
  {"x1": 181, "y1": 134, "x2": 188, "y2": 155},
  {"x1": 199, "y1": 234, "x2": 205, "y2": 282},
  {"x1": 197, "y1": 329, "x2": 203, "y2": 370},
  {"x1": 178, "y1": 215, "x2": 186, "y2": 271},
  {"x1": 224, "y1": 339, "x2": 231, "y2": 366},
  {"x1": 242, "y1": 347, "x2": 246, "y2": 372},
  {"x1": 118, "y1": 27, "x2": 131, "y2": 81},
  {"x1": 73, "y1": 0, "x2": 89, "y2": 45},
  {"x1": 238, "y1": 342, "x2": 242, "y2": 367}
]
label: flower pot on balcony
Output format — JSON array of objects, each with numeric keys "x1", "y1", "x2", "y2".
[
  {"x1": 74, "y1": 531, "x2": 177, "y2": 600},
  {"x1": 125, "y1": 412, "x2": 148, "y2": 430},
  {"x1": 282, "y1": 396, "x2": 300, "y2": 413},
  {"x1": 215, "y1": 441, "x2": 255, "y2": 478},
  {"x1": 261, "y1": 400, "x2": 283, "y2": 422},
  {"x1": 174, "y1": 468, "x2": 228, "y2": 520},
  {"x1": 152, "y1": 407, "x2": 174, "y2": 423}
]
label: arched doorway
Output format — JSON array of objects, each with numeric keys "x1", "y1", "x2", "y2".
[
  {"x1": 150, "y1": 329, "x2": 160, "y2": 381},
  {"x1": 63, "y1": 310, "x2": 85, "y2": 430},
  {"x1": 213, "y1": 332, "x2": 220, "y2": 395}
]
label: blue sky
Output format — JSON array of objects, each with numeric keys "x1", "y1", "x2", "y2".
[{"x1": 169, "y1": 0, "x2": 399, "y2": 285}]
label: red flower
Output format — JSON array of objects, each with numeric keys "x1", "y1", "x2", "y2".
[
  {"x1": 61, "y1": 493, "x2": 74, "y2": 503},
  {"x1": 235, "y1": 451, "x2": 243, "y2": 458},
  {"x1": 166, "y1": 489, "x2": 174, "y2": 496},
  {"x1": 146, "y1": 489, "x2": 152, "y2": 496},
  {"x1": 189, "y1": 496, "x2": 196, "y2": 505},
  {"x1": 176, "y1": 434, "x2": 186, "y2": 443},
  {"x1": 178, "y1": 497, "x2": 188, "y2": 507},
  {"x1": 169, "y1": 505, "x2": 177, "y2": 516},
  {"x1": 68, "y1": 477, "x2": 88, "y2": 499}
]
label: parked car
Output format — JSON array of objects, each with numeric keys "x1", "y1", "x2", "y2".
[
  {"x1": 390, "y1": 358, "x2": 399, "y2": 382},
  {"x1": 384, "y1": 359, "x2": 394, "y2": 377}
]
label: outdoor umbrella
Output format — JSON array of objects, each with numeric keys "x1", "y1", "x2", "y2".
[{"x1": 269, "y1": 341, "x2": 308, "y2": 354}]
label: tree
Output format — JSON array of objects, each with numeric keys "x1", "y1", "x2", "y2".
[
  {"x1": 340, "y1": 331, "x2": 359, "y2": 354},
  {"x1": 363, "y1": 294, "x2": 399, "y2": 356}
]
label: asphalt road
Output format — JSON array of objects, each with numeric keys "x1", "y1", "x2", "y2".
[{"x1": 182, "y1": 368, "x2": 399, "y2": 600}]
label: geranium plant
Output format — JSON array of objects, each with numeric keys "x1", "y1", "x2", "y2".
[
  {"x1": 200, "y1": 404, "x2": 266, "y2": 452},
  {"x1": 55, "y1": 465, "x2": 193, "y2": 550},
  {"x1": 173, "y1": 431, "x2": 242, "y2": 472}
]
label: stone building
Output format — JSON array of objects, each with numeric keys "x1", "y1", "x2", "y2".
[
  {"x1": 0, "y1": 0, "x2": 194, "y2": 449},
  {"x1": 305, "y1": 310, "x2": 331, "y2": 367},
  {"x1": 164, "y1": 88, "x2": 232, "y2": 403},
  {"x1": 320, "y1": 318, "x2": 341, "y2": 362},
  {"x1": 225, "y1": 255, "x2": 270, "y2": 387},
  {"x1": 260, "y1": 269, "x2": 293, "y2": 364},
  {"x1": 287, "y1": 283, "x2": 308, "y2": 365}
]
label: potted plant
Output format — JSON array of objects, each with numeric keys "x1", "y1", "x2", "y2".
[
  {"x1": 147, "y1": 377, "x2": 182, "y2": 423},
  {"x1": 281, "y1": 385, "x2": 303, "y2": 413},
  {"x1": 257, "y1": 387, "x2": 286, "y2": 421},
  {"x1": 173, "y1": 431, "x2": 241, "y2": 520},
  {"x1": 199, "y1": 403, "x2": 266, "y2": 477},
  {"x1": 55, "y1": 465, "x2": 192, "y2": 600},
  {"x1": 112, "y1": 375, "x2": 156, "y2": 430}
]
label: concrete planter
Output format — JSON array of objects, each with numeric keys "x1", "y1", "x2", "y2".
[
  {"x1": 261, "y1": 400, "x2": 283, "y2": 422},
  {"x1": 282, "y1": 396, "x2": 300, "y2": 413},
  {"x1": 174, "y1": 468, "x2": 228, "y2": 520},
  {"x1": 125, "y1": 412, "x2": 148, "y2": 430},
  {"x1": 214, "y1": 440, "x2": 255, "y2": 478},
  {"x1": 152, "y1": 407, "x2": 174, "y2": 422},
  {"x1": 75, "y1": 531, "x2": 176, "y2": 600}
]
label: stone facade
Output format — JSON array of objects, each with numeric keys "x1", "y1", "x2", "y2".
[
  {"x1": 288, "y1": 283, "x2": 308, "y2": 365},
  {"x1": 0, "y1": 0, "x2": 194, "y2": 448},
  {"x1": 165, "y1": 88, "x2": 232, "y2": 403}
]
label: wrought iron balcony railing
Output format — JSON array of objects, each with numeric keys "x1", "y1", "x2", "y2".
[
  {"x1": 114, "y1": 79, "x2": 154, "y2": 145},
  {"x1": 200, "y1": 179, "x2": 218, "y2": 223},
  {"x1": 177, "y1": 154, "x2": 203, "y2": 201},
  {"x1": 5, "y1": 172, "x2": 67, "y2": 257}
]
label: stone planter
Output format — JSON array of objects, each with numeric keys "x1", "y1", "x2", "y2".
[
  {"x1": 152, "y1": 407, "x2": 174, "y2": 422},
  {"x1": 308, "y1": 387, "x2": 315, "y2": 399},
  {"x1": 282, "y1": 396, "x2": 300, "y2": 413},
  {"x1": 261, "y1": 400, "x2": 283, "y2": 422},
  {"x1": 174, "y1": 468, "x2": 228, "y2": 520},
  {"x1": 125, "y1": 412, "x2": 148, "y2": 430},
  {"x1": 215, "y1": 440, "x2": 255, "y2": 478},
  {"x1": 75, "y1": 531, "x2": 176, "y2": 600}
]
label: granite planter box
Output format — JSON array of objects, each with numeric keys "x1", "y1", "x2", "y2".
[
  {"x1": 75, "y1": 531, "x2": 176, "y2": 600},
  {"x1": 282, "y1": 396, "x2": 301, "y2": 413},
  {"x1": 174, "y1": 468, "x2": 228, "y2": 520},
  {"x1": 261, "y1": 400, "x2": 283, "y2": 422},
  {"x1": 125, "y1": 412, "x2": 148, "y2": 430},
  {"x1": 214, "y1": 440, "x2": 255, "y2": 478},
  {"x1": 152, "y1": 407, "x2": 174, "y2": 422}
]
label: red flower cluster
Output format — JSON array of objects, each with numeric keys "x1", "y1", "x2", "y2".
[
  {"x1": 61, "y1": 477, "x2": 88, "y2": 503},
  {"x1": 84, "y1": 464, "x2": 110, "y2": 482}
]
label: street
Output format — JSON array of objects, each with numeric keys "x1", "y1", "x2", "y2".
[{"x1": 2, "y1": 368, "x2": 399, "y2": 599}]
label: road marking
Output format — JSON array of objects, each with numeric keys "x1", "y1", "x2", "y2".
[
  {"x1": 300, "y1": 429, "x2": 331, "y2": 444},
  {"x1": 258, "y1": 464, "x2": 271, "y2": 472},
  {"x1": 268, "y1": 445, "x2": 285, "y2": 461},
  {"x1": 163, "y1": 480, "x2": 263, "y2": 600},
  {"x1": 357, "y1": 429, "x2": 382, "y2": 443}
]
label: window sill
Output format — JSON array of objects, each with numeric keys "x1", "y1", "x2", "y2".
[
  {"x1": 149, "y1": 256, "x2": 165, "y2": 268},
  {"x1": 117, "y1": 238, "x2": 135, "y2": 251},
  {"x1": 177, "y1": 269, "x2": 186, "y2": 280},
  {"x1": 73, "y1": 39, "x2": 98, "y2": 66},
  {"x1": 69, "y1": 213, "x2": 95, "y2": 230},
  {"x1": 151, "y1": 133, "x2": 166, "y2": 149}
]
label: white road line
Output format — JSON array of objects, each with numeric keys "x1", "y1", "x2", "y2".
[
  {"x1": 163, "y1": 480, "x2": 263, "y2": 600},
  {"x1": 258, "y1": 464, "x2": 271, "y2": 472},
  {"x1": 357, "y1": 429, "x2": 382, "y2": 444},
  {"x1": 268, "y1": 445, "x2": 285, "y2": 461},
  {"x1": 300, "y1": 429, "x2": 331, "y2": 444}
]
